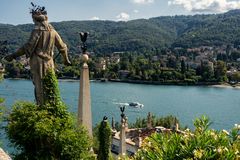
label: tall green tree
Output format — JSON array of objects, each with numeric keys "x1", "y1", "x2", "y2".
[
  {"x1": 214, "y1": 61, "x2": 227, "y2": 82},
  {"x1": 181, "y1": 59, "x2": 186, "y2": 74},
  {"x1": 97, "y1": 116, "x2": 112, "y2": 160}
]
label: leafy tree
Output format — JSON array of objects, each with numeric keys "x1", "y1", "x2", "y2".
[
  {"x1": 167, "y1": 56, "x2": 177, "y2": 69},
  {"x1": 202, "y1": 65, "x2": 214, "y2": 81},
  {"x1": 62, "y1": 66, "x2": 80, "y2": 78},
  {"x1": 197, "y1": 61, "x2": 214, "y2": 82},
  {"x1": 214, "y1": 61, "x2": 227, "y2": 82},
  {"x1": 5, "y1": 62, "x2": 22, "y2": 78},
  {"x1": 230, "y1": 51, "x2": 240, "y2": 61},
  {"x1": 120, "y1": 61, "x2": 130, "y2": 70},
  {"x1": 180, "y1": 59, "x2": 186, "y2": 74},
  {"x1": 6, "y1": 69, "x2": 94, "y2": 160},
  {"x1": 217, "y1": 53, "x2": 228, "y2": 61},
  {"x1": 229, "y1": 72, "x2": 240, "y2": 82}
]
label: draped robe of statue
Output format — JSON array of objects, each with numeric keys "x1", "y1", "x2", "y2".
[{"x1": 9, "y1": 21, "x2": 70, "y2": 105}]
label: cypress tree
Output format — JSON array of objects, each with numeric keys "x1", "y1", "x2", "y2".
[
  {"x1": 181, "y1": 59, "x2": 186, "y2": 74},
  {"x1": 98, "y1": 116, "x2": 112, "y2": 160}
]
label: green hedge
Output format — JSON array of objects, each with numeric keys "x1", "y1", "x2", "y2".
[{"x1": 6, "y1": 69, "x2": 94, "y2": 159}]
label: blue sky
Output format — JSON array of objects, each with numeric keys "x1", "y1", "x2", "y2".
[{"x1": 1, "y1": 0, "x2": 240, "y2": 25}]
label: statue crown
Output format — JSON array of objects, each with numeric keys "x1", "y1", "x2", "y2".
[{"x1": 30, "y1": 2, "x2": 47, "y2": 16}]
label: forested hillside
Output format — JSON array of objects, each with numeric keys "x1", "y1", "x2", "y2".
[{"x1": 1, "y1": 9, "x2": 240, "y2": 54}]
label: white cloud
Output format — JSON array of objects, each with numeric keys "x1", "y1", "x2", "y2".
[
  {"x1": 132, "y1": 0, "x2": 154, "y2": 4},
  {"x1": 116, "y1": 12, "x2": 130, "y2": 21},
  {"x1": 133, "y1": 9, "x2": 139, "y2": 13},
  {"x1": 90, "y1": 16, "x2": 100, "y2": 20},
  {"x1": 168, "y1": 0, "x2": 240, "y2": 13}
]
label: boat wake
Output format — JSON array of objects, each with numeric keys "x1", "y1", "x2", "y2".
[{"x1": 113, "y1": 102, "x2": 129, "y2": 106}]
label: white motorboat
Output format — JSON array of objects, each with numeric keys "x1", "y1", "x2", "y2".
[{"x1": 128, "y1": 102, "x2": 144, "y2": 108}]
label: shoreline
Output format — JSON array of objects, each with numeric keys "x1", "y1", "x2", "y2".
[
  {"x1": 106, "y1": 79, "x2": 240, "y2": 89},
  {"x1": 211, "y1": 84, "x2": 240, "y2": 89},
  {"x1": 108, "y1": 79, "x2": 220, "y2": 86},
  {"x1": 4, "y1": 78, "x2": 240, "y2": 89}
]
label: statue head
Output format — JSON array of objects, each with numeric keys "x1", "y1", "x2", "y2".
[{"x1": 30, "y1": 2, "x2": 48, "y2": 24}]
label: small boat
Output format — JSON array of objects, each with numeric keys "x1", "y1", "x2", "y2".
[
  {"x1": 128, "y1": 102, "x2": 144, "y2": 108},
  {"x1": 100, "y1": 78, "x2": 108, "y2": 82}
]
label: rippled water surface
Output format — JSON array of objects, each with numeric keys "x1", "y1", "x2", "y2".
[{"x1": 1, "y1": 79, "x2": 240, "y2": 150}]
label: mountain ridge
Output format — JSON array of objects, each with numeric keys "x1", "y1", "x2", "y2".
[{"x1": 1, "y1": 9, "x2": 240, "y2": 54}]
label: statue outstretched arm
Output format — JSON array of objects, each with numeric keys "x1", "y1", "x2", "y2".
[
  {"x1": 5, "y1": 30, "x2": 40, "y2": 62},
  {"x1": 54, "y1": 31, "x2": 71, "y2": 65},
  {"x1": 4, "y1": 47, "x2": 25, "y2": 62}
]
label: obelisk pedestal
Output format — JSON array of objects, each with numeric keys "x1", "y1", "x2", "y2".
[
  {"x1": 119, "y1": 106, "x2": 127, "y2": 156},
  {"x1": 119, "y1": 117, "x2": 126, "y2": 156},
  {"x1": 78, "y1": 54, "x2": 92, "y2": 137}
]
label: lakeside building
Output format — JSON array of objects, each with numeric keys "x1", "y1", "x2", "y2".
[
  {"x1": 110, "y1": 55, "x2": 120, "y2": 64},
  {"x1": 105, "y1": 54, "x2": 120, "y2": 65},
  {"x1": 151, "y1": 55, "x2": 159, "y2": 62},
  {"x1": 95, "y1": 57, "x2": 106, "y2": 70},
  {"x1": 111, "y1": 112, "x2": 183, "y2": 157},
  {"x1": 111, "y1": 126, "x2": 181, "y2": 156},
  {"x1": 118, "y1": 70, "x2": 130, "y2": 79}
]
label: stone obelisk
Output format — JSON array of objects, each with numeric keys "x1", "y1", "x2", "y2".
[
  {"x1": 119, "y1": 106, "x2": 126, "y2": 156},
  {"x1": 78, "y1": 32, "x2": 92, "y2": 137}
]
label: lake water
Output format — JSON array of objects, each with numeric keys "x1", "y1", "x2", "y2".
[{"x1": 0, "y1": 79, "x2": 240, "y2": 150}]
